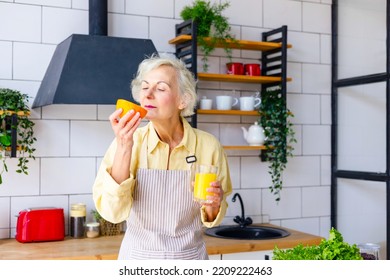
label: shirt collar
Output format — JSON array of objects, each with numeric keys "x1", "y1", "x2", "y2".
[{"x1": 146, "y1": 117, "x2": 196, "y2": 155}]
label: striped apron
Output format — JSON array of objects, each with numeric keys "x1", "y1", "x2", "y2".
[{"x1": 118, "y1": 135, "x2": 208, "y2": 259}]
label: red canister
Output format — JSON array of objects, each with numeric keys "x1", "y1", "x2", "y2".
[
  {"x1": 244, "y1": 63, "x2": 261, "y2": 76},
  {"x1": 226, "y1": 62, "x2": 244, "y2": 75}
]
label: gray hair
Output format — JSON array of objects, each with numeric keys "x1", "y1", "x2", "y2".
[{"x1": 131, "y1": 55, "x2": 197, "y2": 117}]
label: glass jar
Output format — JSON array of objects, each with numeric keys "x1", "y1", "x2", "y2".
[
  {"x1": 358, "y1": 243, "x2": 380, "y2": 260},
  {"x1": 70, "y1": 203, "x2": 86, "y2": 238},
  {"x1": 85, "y1": 222, "x2": 100, "y2": 238}
]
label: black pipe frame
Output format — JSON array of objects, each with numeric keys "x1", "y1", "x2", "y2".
[{"x1": 89, "y1": 0, "x2": 107, "y2": 36}]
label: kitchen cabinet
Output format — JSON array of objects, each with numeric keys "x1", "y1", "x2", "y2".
[
  {"x1": 206, "y1": 251, "x2": 273, "y2": 260},
  {"x1": 221, "y1": 250, "x2": 273, "y2": 260},
  {"x1": 169, "y1": 20, "x2": 291, "y2": 150}
]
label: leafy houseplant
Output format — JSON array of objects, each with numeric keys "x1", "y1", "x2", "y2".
[
  {"x1": 91, "y1": 209, "x2": 122, "y2": 236},
  {"x1": 180, "y1": 0, "x2": 237, "y2": 72},
  {"x1": 259, "y1": 85, "x2": 296, "y2": 201},
  {"x1": 0, "y1": 88, "x2": 36, "y2": 184}
]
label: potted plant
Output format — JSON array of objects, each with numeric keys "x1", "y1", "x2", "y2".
[
  {"x1": 91, "y1": 209, "x2": 123, "y2": 236},
  {"x1": 180, "y1": 0, "x2": 237, "y2": 72},
  {"x1": 0, "y1": 88, "x2": 36, "y2": 184},
  {"x1": 259, "y1": 85, "x2": 296, "y2": 201}
]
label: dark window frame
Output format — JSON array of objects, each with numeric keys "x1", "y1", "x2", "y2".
[{"x1": 331, "y1": 0, "x2": 390, "y2": 259}]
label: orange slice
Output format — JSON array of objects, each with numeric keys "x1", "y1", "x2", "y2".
[{"x1": 116, "y1": 99, "x2": 147, "y2": 119}]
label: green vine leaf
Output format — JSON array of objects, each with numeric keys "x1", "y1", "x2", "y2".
[
  {"x1": 259, "y1": 85, "x2": 296, "y2": 201},
  {"x1": 0, "y1": 88, "x2": 36, "y2": 184},
  {"x1": 0, "y1": 134, "x2": 11, "y2": 146}
]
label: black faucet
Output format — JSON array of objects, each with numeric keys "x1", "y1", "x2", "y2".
[{"x1": 232, "y1": 193, "x2": 253, "y2": 228}]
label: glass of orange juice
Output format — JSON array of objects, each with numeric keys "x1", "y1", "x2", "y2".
[{"x1": 192, "y1": 164, "x2": 218, "y2": 203}]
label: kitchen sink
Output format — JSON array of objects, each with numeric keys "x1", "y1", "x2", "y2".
[{"x1": 205, "y1": 225, "x2": 290, "y2": 240}]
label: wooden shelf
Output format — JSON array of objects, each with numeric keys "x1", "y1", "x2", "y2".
[
  {"x1": 197, "y1": 72, "x2": 291, "y2": 84},
  {"x1": 223, "y1": 145, "x2": 265, "y2": 150},
  {"x1": 168, "y1": 35, "x2": 292, "y2": 51},
  {"x1": 0, "y1": 146, "x2": 23, "y2": 152},
  {"x1": 169, "y1": 33, "x2": 292, "y2": 84},
  {"x1": 0, "y1": 110, "x2": 30, "y2": 116},
  {"x1": 197, "y1": 109, "x2": 259, "y2": 116},
  {"x1": 170, "y1": 24, "x2": 289, "y2": 154}
]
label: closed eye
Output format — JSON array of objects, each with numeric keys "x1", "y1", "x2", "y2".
[{"x1": 141, "y1": 80, "x2": 149, "y2": 90}]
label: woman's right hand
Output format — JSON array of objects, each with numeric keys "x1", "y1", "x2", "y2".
[
  {"x1": 109, "y1": 109, "x2": 142, "y2": 150},
  {"x1": 109, "y1": 109, "x2": 142, "y2": 184}
]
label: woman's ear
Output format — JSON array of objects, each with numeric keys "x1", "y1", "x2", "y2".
[
  {"x1": 178, "y1": 93, "x2": 190, "y2": 110},
  {"x1": 179, "y1": 101, "x2": 187, "y2": 110}
]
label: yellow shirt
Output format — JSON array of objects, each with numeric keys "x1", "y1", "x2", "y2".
[{"x1": 93, "y1": 117, "x2": 233, "y2": 228}]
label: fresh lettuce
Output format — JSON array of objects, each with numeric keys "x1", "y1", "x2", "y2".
[{"x1": 272, "y1": 227, "x2": 363, "y2": 260}]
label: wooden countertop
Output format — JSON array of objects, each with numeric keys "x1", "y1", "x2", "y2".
[{"x1": 0, "y1": 224, "x2": 323, "y2": 260}]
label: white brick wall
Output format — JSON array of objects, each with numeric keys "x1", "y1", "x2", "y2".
[
  {"x1": 0, "y1": 0, "x2": 332, "y2": 239},
  {"x1": 42, "y1": 7, "x2": 88, "y2": 44},
  {"x1": 0, "y1": 41, "x2": 12, "y2": 79},
  {"x1": 264, "y1": 0, "x2": 301, "y2": 31},
  {"x1": 0, "y1": 3, "x2": 41, "y2": 42},
  {"x1": 225, "y1": 0, "x2": 263, "y2": 27},
  {"x1": 13, "y1": 42, "x2": 54, "y2": 81}
]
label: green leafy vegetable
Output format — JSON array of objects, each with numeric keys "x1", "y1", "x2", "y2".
[{"x1": 272, "y1": 227, "x2": 363, "y2": 260}]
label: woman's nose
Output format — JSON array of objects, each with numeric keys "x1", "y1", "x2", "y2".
[{"x1": 144, "y1": 86, "x2": 155, "y2": 98}]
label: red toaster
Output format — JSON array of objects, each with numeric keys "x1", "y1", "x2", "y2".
[{"x1": 15, "y1": 207, "x2": 65, "y2": 243}]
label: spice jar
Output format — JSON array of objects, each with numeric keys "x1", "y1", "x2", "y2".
[
  {"x1": 85, "y1": 222, "x2": 100, "y2": 238},
  {"x1": 358, "y1": 243, "x2": 380, "y2": 260},
  {"x1": 70, "y1": 203, "x2": 86, "y2": 238}
]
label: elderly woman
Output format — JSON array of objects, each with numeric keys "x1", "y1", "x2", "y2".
[{"x1": 93, "y1": 55, "x2": 232, "y2": 260}]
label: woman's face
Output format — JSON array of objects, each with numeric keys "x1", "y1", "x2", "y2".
[{"x1": 139, "y1": 65, "x2": 183, "y2": 121}]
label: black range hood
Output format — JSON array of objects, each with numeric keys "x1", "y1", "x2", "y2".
[{"x1": 32, "y1": 0, "x2": 157, "y2": 108}]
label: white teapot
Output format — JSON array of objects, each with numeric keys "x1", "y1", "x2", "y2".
[{"x1": 241, "y1": 121, "x2": 265, "y2": 146}]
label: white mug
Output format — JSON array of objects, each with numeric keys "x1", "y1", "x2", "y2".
[
  {"x1": 216, "y1": 95, "x2": 239, "y2": 110},
  {"x1": 239, "y1": 96, "x2": 261, "y2": 111},
  {"x1": 200, "y1": 98, "x2": 213, "y2": 110}
]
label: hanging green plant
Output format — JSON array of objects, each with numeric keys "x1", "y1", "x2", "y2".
[
  {"x1": 180, "y1": 0, "x2": 237, "y2": 72},
  {"x1": 259, "y1": 85, "x2": 296, "y2": 201},
  {"x1": 0, "y1": 88, "x2": 36, "y2": 184}
]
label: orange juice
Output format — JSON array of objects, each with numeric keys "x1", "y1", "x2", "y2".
[{"x1": 194, "y1": 173, "x2": 217, "y2": 202}]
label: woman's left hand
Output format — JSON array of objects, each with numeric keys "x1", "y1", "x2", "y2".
[
  {"x1": 203, "y1": 181, "x2": 224, "y2": 209},
  {"x1": 201, "y1": 181, "x2": 224, "y2": 222}
]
